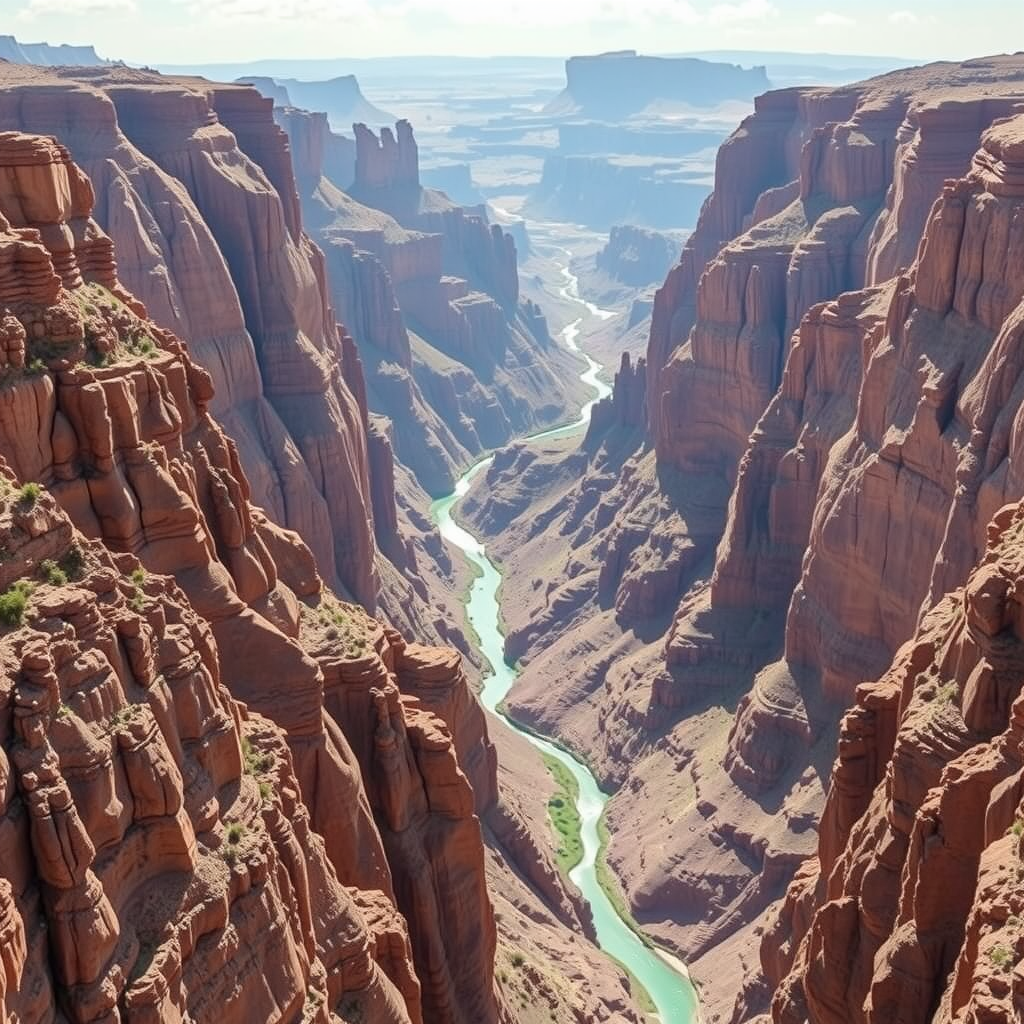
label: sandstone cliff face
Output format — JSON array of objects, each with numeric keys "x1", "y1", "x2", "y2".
[
  {"x1": 0, "y1": 62, "x2": 471, "y2": 657},
  {"x1": 0, "y1": 482, "x2": 416, "y2": 1024},
  {"x1": 271, "y1": 112, "x2": 588, "y2": 495},
  {"x1": 0, "y1": 128, "x2": 505, "y2": 1024},
  {"x1": 0, "y1": 124, "x2": 648, "y2": 1024},
  {"x1": 763, "y1": 499, "x2": 1024, "y2": 1024},
  {"x1": 461, "y1": 57, "x2": 1024, "y2": 1021}
]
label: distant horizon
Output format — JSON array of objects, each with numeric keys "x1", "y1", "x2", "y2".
[{"x1": 8, "y1": 0, "x2": 1018, "y2": 68}]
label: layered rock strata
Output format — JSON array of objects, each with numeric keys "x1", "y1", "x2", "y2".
[
  {"x1": 0, "y1": 128, "x2": 499, "y2": 1024},
  {"x1": 0, "y1": 124, "x2": 647, "y2": 1024},
  {"x1": 0, "y1": 61, "x2": 467, "y2": 655},
  {"x1": 272, "y1": 112, "x2": 587, "y2": 494},
  {"x1": 462, "y1": 57, "x2": 1024, "y2": 1021},
  {"x1": 764, "y1": 499, "x2": 1024, "y2": 1024}
]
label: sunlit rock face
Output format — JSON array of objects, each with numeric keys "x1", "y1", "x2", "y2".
[
  {"x1": 460, "y1": 56, "x2": 1024, "y2": 1022},
  {"x1": 0, "y1": 127, "x2": 506, "y2": 1024}
]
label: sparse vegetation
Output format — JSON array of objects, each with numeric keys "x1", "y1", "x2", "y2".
[
  {"x1": 936, "y1": 681, "x2": 959, "y2": 705},
  {"x1": 242, "y1": 736, "x2": 274, "y2": 776},
  {"x1": 55, "y1": 702, "x2": 73, "y2": 720},
  {"x1": 127, "y1": 565, "x2": 146, "y2": 612},
  {"x1": 17, "y1": 482, "x2": 41, "y2": 506},
  {"x1": 510, "y1": 951, "x2": 525, "y2": 968},
  {"x1": 542, "y1": 752, "x2": 583, "y2": 873},
  {"x1": 305, "y1": 595, "x2": 372, "y2": 658},
  {"x1": 0, "y1": 580, "x2": 33, "y2": 627},
  {"x1": 990, "y1": 944, "x2": 1014, "y2": 971},
  {"x1": 26, "y1": 358, "x2": 46, "y2": 375},
  {"x1": 226, "y1": 823, "x2": 245, "y2": 845},
  {"x1": 222, "y1": 846, "x2": 239, "y2": 866},
  {"x1": 111, "y1": 704, "x2": 142, "y2": 731},
  {"x1": 60, "y1": 543, "x2": 86, "y2": 579},
  {"x1": 259, "y1": 781, "x2": 272, "y2": 802},
  {"x1": 39, "y1": 559, "x2": 68, "y2": 586}
]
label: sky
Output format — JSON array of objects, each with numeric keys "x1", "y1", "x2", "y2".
[{"x1": 3, "y1": 0, "x2": 1022, "y2": 66}]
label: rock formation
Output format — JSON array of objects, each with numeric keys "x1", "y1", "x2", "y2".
[
  {"x1": 461, "y1": 56, "x2": 1024, "y2": 1021},
  {"x1": 0, "y1": 34, "x2": 108, "y2": 66},
  {"x1": 530, "y1": 153, "x2": 713, "y2": 230},
  {"x1": 764, "y1": 498, "x2": 1024, "y2": 1024},
  {"x1": 0, "y1": 126, "x2": 497, "y2": 1024},
  {"x1": 270, "y1": 112, "x2": 588, "y2": 494},
  {"x1": 596, "y1": 225, "x2": 681, "y2": 287},
  {"x1": 0, "y1": 116, "x2": 646, "y2": 1024},
  {"x1": 546, "y1": 50, "x2": 770, "y2": 118},
  {"x1": 0, "y1": 61, "x2": 472, "y2": 659}
]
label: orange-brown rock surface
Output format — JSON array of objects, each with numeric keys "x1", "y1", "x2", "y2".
[
  {"x1": 460, "y1": 57, "x2": 1024, "y2": 1022},
  {"x1": 762, "y1": 498, "x2": 1024, "y2": 1024},
  {"x1": 0, "y1": 62, "x2": 472, "y2": 657},
  {"x1": 270, "y1": 110, "x2": 588, "y2": 495},
  {"x1": 0, "y1": 124, "x2": 647, "y2": 1024},
  {"x1": 0, "y1": 127, "x2": 498, "y2": 1024}
]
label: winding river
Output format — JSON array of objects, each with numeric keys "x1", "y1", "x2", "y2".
[{"x1": 430, "y1": 237, "x2": 699, "y2": 1023}]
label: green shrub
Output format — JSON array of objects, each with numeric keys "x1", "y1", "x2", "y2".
[
  {"x1": 0, "y1": 580, "x2": 33, "y2": 626},
  {"x1": 39, "y1": 559, "x2": 67, "y2": 586},
  {"x1": 26, "y1": 358, "x2": 46, "y2": 376},
  {"x1": 226, "y1": 823, "x2": 245, "y2": 845},
  {"x1": 18, "y1": 482, "x2": 41, "y2": 506},
  {"x1": 131, "y1": 567, "x2": 146, "y2": 586},
  {"x1": 510, "y1": 952, "x2": 525, "y2": 968},
  {"x1": 60, "y1": 544, "x2": 86, "y2": 579},
  {"x1": 990, "y1": 944, "x2": 1013, "y2": 971}
]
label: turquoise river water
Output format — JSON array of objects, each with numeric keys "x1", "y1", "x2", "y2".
[{"x1": 430, "y1": 240, "x2": 699, "y2": 1023}]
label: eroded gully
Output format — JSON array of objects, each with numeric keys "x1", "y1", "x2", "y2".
[{"x1": 430, "y1": 226, "x2": 699, "y2": 1024}]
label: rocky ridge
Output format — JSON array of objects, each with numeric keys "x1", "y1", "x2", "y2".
[
  {"x1": 0, "y1": 112, "x2": 645, "y2": 1024},
  {"x1": 0, "y1": 61, "x2": 472, "y2": 659},
  {"x1": 461, "y1": 55, "x2": 1024, "y2": 1021},
  {"x1": 273, "y1": 110, "x2": 587, "y2": 494}
]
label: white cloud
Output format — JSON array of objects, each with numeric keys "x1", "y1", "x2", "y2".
[
  {"x1": 18, "y1": 0, "x2": 135, "y2": 14},
  {"x1": 175, "y1": 0, "x2": 370, "y2": 20},
  {"x1": 815, "y1": 10, "x2": 855, "y2": 26},
  {"x1": 707, "y1": 0, "x2": 778, "y2": 26},
  {"x1": 888, "y1": 9, "x2": 919, "y2": 23},
  {"x1": 382, "y1": 0, "x2": 700, "y2": 27}
]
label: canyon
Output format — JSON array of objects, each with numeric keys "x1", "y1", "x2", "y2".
[
  {"x1": 460, "y1": 53, "x2": 1024, "y2": 1024},
  {"x1": 0, "y1": 71, "x2": 643, "y2": 1024},
  {"x1": 6, "y1": 28, "x2": 1024, "y2": 1024}
]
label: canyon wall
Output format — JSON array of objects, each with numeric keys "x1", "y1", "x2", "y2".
[
  {"x1": 272, "y1": 111, "x2": 587, "y2": 495},
  {"x1": 0, "y1": 128, "x2": 506, "y2": 1024},
  {"x1": 0, "y1": 62, "x2": 473, "y2": 658},
  {"x1": 462, "y1": 56, "x2": 1024, "y2": 1022},
  {"x1": 0, "y1": 104, "x2": 647, "y2": 1024}
]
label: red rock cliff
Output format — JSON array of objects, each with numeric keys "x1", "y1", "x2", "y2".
[
  {"x1": 0, "y1": 128, "x2": 502, "y2": 1024},
  {"x1": 269, "y1": 110, "x2": 588, "y2": 495},
  {"x1": 763, "y1": 497, "x2": 1024, "y2": 1024},
  {"x1": 0, "y1": 63, "x2": 476, "y2": 658},
  {"x1": 458, "y1": 57, "x2": 1024, "y2": 1022}
]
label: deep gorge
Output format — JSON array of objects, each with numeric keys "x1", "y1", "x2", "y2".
[{"x1": 3, "y1": 36, "x2": 1024, "y2": 1024}]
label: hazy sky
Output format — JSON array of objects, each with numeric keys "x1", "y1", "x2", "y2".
[{"x1": 6, "y1": 0, "x2": 1022, "y2": 66}]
